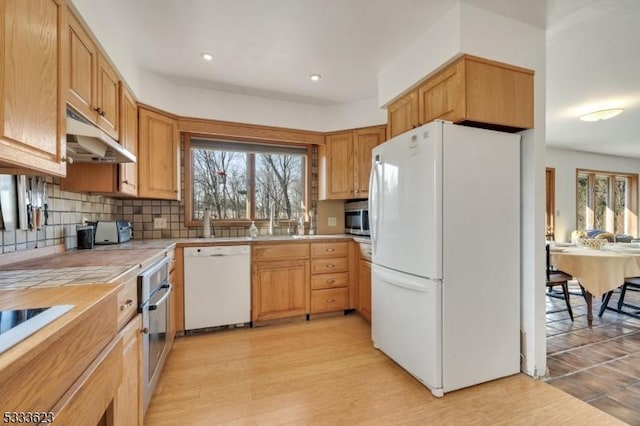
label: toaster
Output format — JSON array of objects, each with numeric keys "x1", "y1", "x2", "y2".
[{"x1": 94, "y1": 220, "x2": 132, "y2": 244}]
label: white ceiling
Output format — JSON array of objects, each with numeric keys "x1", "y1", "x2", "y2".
[{"x1": 96, "y1": 0, "x2": 639, "y2": 157}]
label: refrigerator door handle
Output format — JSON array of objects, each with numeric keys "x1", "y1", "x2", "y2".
[
  {"x1": 373, "y1": 264, "x2": 440, "y2": 292},
  {"x1": 369, "y1": 155, "x2": 381, "y2": 252}
]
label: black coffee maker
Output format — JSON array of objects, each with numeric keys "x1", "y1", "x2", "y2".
[{"x1": 77, "y1": 225, "x2": 95, "y2": 250}]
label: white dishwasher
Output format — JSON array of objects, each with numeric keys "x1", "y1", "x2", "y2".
[{"x1": 183, "y1": 245, "x2": 251, "y2": 331}]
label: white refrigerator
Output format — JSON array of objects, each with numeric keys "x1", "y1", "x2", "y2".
[{"x1": 369, "y1": 120, "x2": 520, "y2": 397}]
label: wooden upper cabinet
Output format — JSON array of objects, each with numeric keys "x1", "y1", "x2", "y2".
[
  {"x1": 96, "y1": 54, "x2": 119, "y2": 139},
  {"x1": 354, "y1": 126, "x2": 385, "y2": 196},
  {"x1": 60, "y1": 83, "x2": 138, "y2": 196},
  {"x1": 119, "y1": 84, "x2": 138, "y2": 196},
  {"x1": 463, "y1": 57, "x2": 534, "y2": 130},
  {"x1": 388, "y1": 55, "x2": 534, "y2": 136},
  {"x1": 67, "y1": 8, "x2": 119, "y2": 140},
  {"x1": 138, "y1": 107, "x2": 180, "y2": 200},
  {"x1": 387, "y1": 90, "x2": 419, "y2": 139},
  {"x1": 0, "y1": 0, "x2": 67, "y2": 176},
  {"x1": 419, "y1": 59, "x2": 465, "y2": 124},
  {"x1": 68, "y1": 10, "x2": 97, "y2": 123},
  {"x1": 320, "y1": 125, "x2": 385, "y2": 200},
  {"x1": 324, "y1": 131, "x2": 354, "y2": 200}
]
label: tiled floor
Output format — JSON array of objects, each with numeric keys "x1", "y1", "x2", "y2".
[{"x1": 545, "y1": 282, "x2": 640, "y2": 425}]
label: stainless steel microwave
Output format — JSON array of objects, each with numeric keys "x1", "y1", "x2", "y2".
[{"x1": 345, "y1": 201, "x2": 370, "y2": 236}]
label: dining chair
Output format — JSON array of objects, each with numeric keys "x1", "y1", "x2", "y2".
[
  {"x1": 546, "y1": 244, "x2": 574, "y2": 321},
  {"x1": 617, "y1": 277, "x2": 640, "y2": 317}
]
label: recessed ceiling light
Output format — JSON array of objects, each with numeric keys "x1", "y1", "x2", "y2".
[
  {"x1": 201, "y1": 52, "x2": 213, "y2": 61},
  {"x1": 579, "y1": 108, "x2": 624, "y2": 122},
  {"x1": 309, "y1": 74, "x2": 321, "y2": 82}
]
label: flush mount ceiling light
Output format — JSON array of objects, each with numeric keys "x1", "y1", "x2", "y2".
[
  {"x1": 201, "y1": 52, "x2": 213, "y2": 61},
  {"x1": 579, "y1": 108, "x2": 624, "y2": 122},
  {"x1": 309, "y1": 73, "x2": 321, "y2": 82}
]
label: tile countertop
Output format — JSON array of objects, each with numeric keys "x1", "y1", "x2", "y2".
[
  {"x1": 0, "y1": 235, "x2": 361, "y2": 290},
  {"x1": 0, "y1": 248, "x2": 169, "y2": 290}
]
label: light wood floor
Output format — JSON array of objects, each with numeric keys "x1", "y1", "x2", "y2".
[{"x1": 145, "y1": 315, "x2": 623, "y2": 425}]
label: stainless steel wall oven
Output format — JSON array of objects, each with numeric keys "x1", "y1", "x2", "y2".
[{"x1": 138, "y1": 257, "x2": 171, "y2": 413}]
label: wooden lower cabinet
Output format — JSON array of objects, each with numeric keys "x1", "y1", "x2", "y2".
[
  {"x1": 309, "y1": 241, "x2": 351, "y2": 314},
  {"x1": 49, "y1": 333, "x2": 123, "y2": 425},
  {"x1": 252, "y1": 259, "x2": 310, "y2": 322},
  {"x1": 114, "y1": 315, "x2": 142, "y2": 426},
  {"x1": 358, "y1": 259, "x2": 372, "y2": 321},
  {"x1": 310, "y1": 287, "x2": 349, "y2": 314}
]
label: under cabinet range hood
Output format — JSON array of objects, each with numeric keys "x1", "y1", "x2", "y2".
[{"x1": 66, "y1": 108, "x2": 136, "y2": 163}]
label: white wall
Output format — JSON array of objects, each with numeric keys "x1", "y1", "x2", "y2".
[
  {"x1": 546, "y1": 147, "x2": 640, "y2": 242},
  {"x1": 377, "y1": 2, "x2": 547, "y2": 377},
  {"x1": 377, "y1": 4, "x2": 462, "y2": 107}
]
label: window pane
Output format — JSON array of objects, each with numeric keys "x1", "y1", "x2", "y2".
[
  {"x1": 255, "y1": 153, "x2": 305, "y2": 220},
  {"x1": 593, "y1": 175, "x2": 609, "y2": 230},
  {"x1": 192, "y1": 149, "x2": 248, "y2": 220},
  {"x1": 614, "y1": 176, "x2": 628, "y2": 234},
  {"x1": 577, "y1": 174, "x2": 588, "y2": 230}
]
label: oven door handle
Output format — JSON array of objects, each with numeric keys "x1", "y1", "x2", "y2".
[{"x1": 148, "y1": 283, "x2": 172, "y2": 311}]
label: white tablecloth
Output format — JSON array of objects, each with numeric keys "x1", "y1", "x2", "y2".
[{"x1": 551, "y1": 246, "x2": 640, "y2": 297}]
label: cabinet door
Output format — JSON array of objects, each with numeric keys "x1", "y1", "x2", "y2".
[
  {"x1": 115, "y1": 315, "x2": 142, "y2": 426},
  {"x1": 465, "y1": 57, "x2": 534, "y2": 129},
  {"x1": 353, "y1": 126, "x2": 385, "y2": 196},
  {"x1": 96, "y1": 54, "x2": 120, "y2": 139},
  {"x1": 387, "y1": 90, "x2": 419, "y2": 139},
  {"x1": 119, "y1": 83, "x2": 138, "y2": 196},
  {"x1": 418, "y1": 59, "x2": 465, "y2": 125},
  {"x1": 359, "y1": 259, "x2": 371, "y2": 321},
  {"x1": 50, "y1": 334, "x2": 123, "y2": 425},
  {"x1": 138, "y1": 107, "x2": 180, "y2": 200},
  {"x1": 252, "y1": 260, "x2": 309, "y2": 322},
  {"x1": 0, "y1": 0, "x2": 67, "y2": 176},
  {"x1": 67, "y1": 9, "x2": 97, "y2": 123},
  {"x1": 324, "y1": 131, "x2": 354, "y2": 199}
]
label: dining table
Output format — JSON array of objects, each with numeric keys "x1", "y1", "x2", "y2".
[{"x1": 549, "y1": 244, "x2": 640, "y2": 326}]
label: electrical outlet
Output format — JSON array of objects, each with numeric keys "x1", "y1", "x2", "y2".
[
  {"x1": 154, "y1": 217, "x2": 167, "y2": 229},
  {"x1": 328, "y1": 216, "x2": 337, "y2": 227}
]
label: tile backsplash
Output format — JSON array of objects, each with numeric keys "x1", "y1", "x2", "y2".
[{"x1": 1, "y1": 176, "x2": 120, "y2": 254}]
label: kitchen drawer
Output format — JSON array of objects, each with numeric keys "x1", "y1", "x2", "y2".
[
  {"x1": 358, "y1": 242, "x2": 372, "y2": 261},
  {"x1": 310, "y1": 288, "x2": 349, "y2": 313},
  {"x1": 310, "y1": 257, "x2": 348, "y2": 274},
  {"x1": 311, "y1": 241, "x2": 349, "y2": 258},
  {"x1": 117, "y1": 277, "x2": 137, "y2": 330},
  {"x1": 311, "y1": 272, "x2": 349, "y2": 290},
  {"x1": 253, "y1": 243, "x2": 309, "y2": 261}
]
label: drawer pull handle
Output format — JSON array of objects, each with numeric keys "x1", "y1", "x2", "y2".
[
  {"x1": 326, "y1": 248, "x2": 335, "y2": 252},
  {"x1": 327, "y1": 298, "x2": 335, "y2": 303},
  {"x1": 326, "y1": 279, "x2": 335, "y2": 284},
  {"x1": 326, "y1": 264, "x2": 335, "y2": 268},
  {"x1": 120, "y1": 299, "x2": 134, "y2": 311}
]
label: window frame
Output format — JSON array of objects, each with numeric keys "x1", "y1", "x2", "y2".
[
  {"x1": 575, "y1": 168, "x2": 638, "y2": 237},
  {"x1": 184, "y1": 132, "x2": 312, "y2": 227}
]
